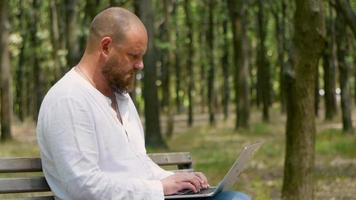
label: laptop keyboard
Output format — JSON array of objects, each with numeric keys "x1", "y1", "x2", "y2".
[{"x1": 177, "y1": 187, "x2": 216, "y2": 195}]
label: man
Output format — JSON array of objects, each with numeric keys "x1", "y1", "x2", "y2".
[{"x1": 37, "y1": 7, "x2": 250, "y2": 200}]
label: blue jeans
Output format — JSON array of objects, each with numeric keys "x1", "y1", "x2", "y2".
[
  {"x1": 210, "y1": 191, "x2": 251, "y2": 200},
  {"x1": 182, "y1": 191, "x2": 251, "y2": 200}
]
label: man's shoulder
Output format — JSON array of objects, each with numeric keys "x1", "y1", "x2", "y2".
[{"x1": 41, "y1": 69, "x2": 88, "y2": 107}]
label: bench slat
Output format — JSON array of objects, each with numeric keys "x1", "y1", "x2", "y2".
[
  {"x1": 0, "y1": 152, "x2": 193, "y2": 199},
  {"x1": 0, "y1": 177, "x2": 50, "y2": 194},
  {"x1": 0, "y1": 158, "x2": 42, "y2": 173},
  {"x1": 0, "y1": 152, "x2": 192, "y2": 173},
  {"x1": 16, "y1": 196, "x2": 54, "y2": 200},
  {"x1": 149, "y1": 152, "x2": 192, "y2": 166}
]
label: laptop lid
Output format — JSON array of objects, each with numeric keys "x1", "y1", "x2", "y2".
[
  {"x1": 164, "y1": 142, "x2": 263, "y2": 199},
  {"x1": 217, "y1": 141, "x2": 263, "y2": 192}
]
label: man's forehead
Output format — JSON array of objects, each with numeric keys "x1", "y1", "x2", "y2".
[{"x1": 121, "y1": 27, "x2": 147, "y2": 48}]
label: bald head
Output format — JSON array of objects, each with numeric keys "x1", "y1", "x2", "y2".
[{"x1": 86, "y1": 7, "x2": 145, "y2": 51}]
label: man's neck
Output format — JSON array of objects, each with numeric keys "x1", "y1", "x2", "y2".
[{"x1": 76, "y1": 58, "x2": 114, "y2": 98}]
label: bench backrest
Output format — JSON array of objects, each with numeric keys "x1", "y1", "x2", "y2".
[{"x1": 0, "y1": 152, "x2": 192, "y2": 199}]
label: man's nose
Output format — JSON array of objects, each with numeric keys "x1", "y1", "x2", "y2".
[{"x1": 134, "y1": 60, "x2": 144, "y2": 70}]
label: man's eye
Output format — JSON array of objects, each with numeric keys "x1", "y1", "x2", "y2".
[{"x1": 129, "y1": 54, "x2": 138, "y2": 59}]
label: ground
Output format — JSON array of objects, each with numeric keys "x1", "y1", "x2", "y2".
[{"x1": 1, "y1": 105, "x2": 356, "y2": 199}]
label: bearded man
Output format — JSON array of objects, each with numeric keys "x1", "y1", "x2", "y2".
[{"x1": 37, "y1": 7, "x2": 250, "y2": 200}]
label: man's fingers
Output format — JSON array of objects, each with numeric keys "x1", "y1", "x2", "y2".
[
  {"x1": 180, "y1": 181, "x2": 198, "y2": 193},
  {"x1": 161, "y1": 173, "x2": 209, "y2": 195},
  {"x1": 195, "y1": 172, "x2": 208, "y2": 182},
  {"x1": 185, "y1": 173, "x2": 202, "y2": 191},
  {"x1": 176, "y1": 173, "x2": 202, "y2": 191},
  {"x1": 194, "y1": 172, "x2": 209, "y2": 188}
]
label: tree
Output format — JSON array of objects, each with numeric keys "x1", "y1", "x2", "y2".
[
  {"x1": 282, "y1": 0, "x2": 325, "y2": 200},
  {"x1": 14, "y1": 0, "x2": 27, "y2": 121},
  {"x1": 184, "y1": 0, "x2": 195, "y2": 127},
  {"x1": 314, "y1": 64, "x2": 320, "y2": 116},
  {"x1": 49, "y1": 0, "x2": 61, "y2": 82},
  {"x1": 79, "y1": 0, "x2": 100, "y2": 55},
  {"x1": 221, "y1": 9, "x2": 230, "y2": 120},
  {"x1": 197, "y1": 2, "x2": 208, "y2": 113},
  {"x1": 135, "y1": 0, "x2": 166, "y2": 148},
  {"x1": 65, "y1": 0, "x2": 80, "y2": 69},
  {"x1": 335, "y1": 11, "x2": 353, "y2": 134},
  {"x1": 0, "y1": 0, "x2": 12, "y2": 141},
  {"x1": 227, "y1": 0, "x2": 250, "y2": 128},
  {"x1": 334, "y1": 0, "x2": 356, "y2": 37},
  {"x1": 160, "y1": 0, "x2": 175, "y2": 137},
  {"x1": 173, "y1": 1, "x2": 183, "y2": 114},
  {"x1": 256, "y1": 0, "x2": 271, "y2": 122},
  {"x1": 323, "y1": 5, "x2": 337, "y2": 120},
  {"x1": 207, "y1": 0, "x2": 216, "y2": 126},
  {"x1": 271, "y1": 0, "x2": 287, "y2": 113},
  {"x1": 31, "y1": 0, "x2": 43, "y2": 120}
]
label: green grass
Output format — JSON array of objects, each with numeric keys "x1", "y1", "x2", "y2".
[
  {"x1": 316, "y1": 128, "x2": 356, "y2": 158},
  {"x1": 166, "y1": 125, "x2": 280, "y2": 198},
  {"x1": 1, "y1": 115, "x2": 356, "y2": 199},
  {"x1": 0, "y1": 140, "x2": 39, "y2": 157},
  {"x1": 162, "y1": 121, "x2": 356, "y2": 199},
  {"x1": 249, "y1": 122, "x2": 273, "y2": 136}
]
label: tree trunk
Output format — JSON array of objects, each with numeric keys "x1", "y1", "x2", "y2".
[
  {"x1": 315, "y1": 67, "x2": 319, "y2": 116},
  {"x1": 323, "y1": 6, "x2": 337, "y2": 120},
  {"x1": 80, "y1": 0, "x2": 99, "y2": 51},
  {"x1": 135, "y1": 0, "x2": 166, "y2": 148},
  {"x1": 272, "y1": 0, "x2": 287, "y2": 114},
  {"x1": 31, "y1": 0, "x2": 43, "y2": 120},
  {"x1": 207, "y1": 0, "x2": 216, "y2": 126},
  {"x1": 162, "y1": 0, "x2": 175, "y2": 138},
  {"x1": 335, "y1": 12, "x2": 353, "y2": 134},
  {"x1": 354, "y1": 46, "x2": 356, "y2": 104},
  {"x1": 58, "y1": 2, "x2": 67, "y2": 54},
  {"x1": 222, "y1": 15, "x2": 230, "y2": 121},
  {"x1": 257, "y1": 0, "x2": 270, "y2": 122},
  {"x1": 24, "y1": 45, "x2": 32, "y2": 118},
  {"x1": 199, "y1": 6, "x2": 207, "y2": 114},
  {"x1": 15, "y1": 0, "x2": 26, "y2": 121},
  {"x1": 159, "y1": 0, "x2": 171, "y2": 110},
  {"x1": 65, "y1": 0, "x2": 80, "y2": 69},
  {"x1": 184, "y1": 0, "x2": 195, "y2": 127},
  {"x1": 0, "y1": 0, "x2": 12, "y2": 141},
  {"x1": 49, "y1": 0, "x2": 62, "y2": 84},
  {"x1": 227, "y1": 0, "x2": 250, "y2": 129},
  {"x1": 282, "y1": 0, "x2": 325, "y2": 200},
  {"x1": 173, "y1": 2, "x2": 182, "y2": 114},
  {"x1": 335, "y1": 0, "x2": 356, "y2": 37}
]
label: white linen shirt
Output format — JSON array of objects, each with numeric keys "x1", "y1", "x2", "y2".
[{"x1": 37, "y1": 68, "x2": 173, "y2": 200}]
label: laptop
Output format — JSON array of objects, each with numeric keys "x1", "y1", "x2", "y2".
[{"x1": 165, "y1": 142, "x2": 263, "y2": 199}]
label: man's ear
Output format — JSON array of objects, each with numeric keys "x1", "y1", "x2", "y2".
[{"x1": 100, "y1": 37, "x2": 112, "y2": 57}]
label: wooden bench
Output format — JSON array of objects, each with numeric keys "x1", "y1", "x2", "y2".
[{"x1": 0, "y1": 152, "x2": 193, "y2": 200}]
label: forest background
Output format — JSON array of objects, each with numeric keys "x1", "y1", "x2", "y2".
[{"x1": 0, "y1": 0, "x2": 356, "y2": 199}]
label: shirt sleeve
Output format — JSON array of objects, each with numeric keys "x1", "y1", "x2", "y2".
[
  {"x1": 42, "y1": 97, "x2": 165, "y2": 200},
  {"x1": 147, "y1": 157, "x2": 175, "y2": 179},
  {"x1": 126, "y1": 94, "x2": 174, "y2": 180}
]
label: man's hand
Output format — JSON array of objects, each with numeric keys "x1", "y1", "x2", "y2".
[{"x1": 160, "y1": 172, "x2": 210, "y2": 195}]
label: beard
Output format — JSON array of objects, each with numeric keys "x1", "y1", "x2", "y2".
[{"x1": 101, "y1": 57, "x2": 136, "y2": 93}]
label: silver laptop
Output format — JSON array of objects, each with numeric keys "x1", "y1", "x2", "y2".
[{"x1": 165, "y1": 142, "x2": 263, "y2": 199}]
